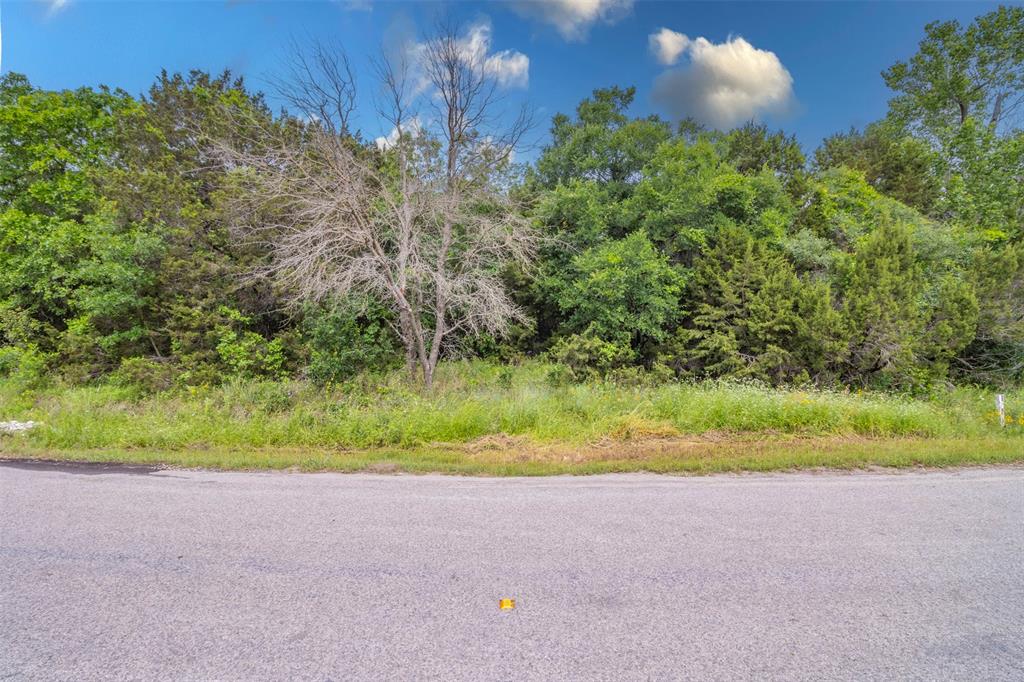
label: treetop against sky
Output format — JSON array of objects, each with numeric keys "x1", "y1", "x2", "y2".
[{"x1": 1, "y1": 0, "x2": 1013, "y2": 153}]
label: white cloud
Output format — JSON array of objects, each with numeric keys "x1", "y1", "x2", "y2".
[
  {"x1": 512, "y1": 0, "x2": 634, "y2": 42},
  {"x1": 401, "y1": 20, "x2": 529, "y2": 94},
  {"x1": 650, "y1": 34, "x2": 795, "y2": 129},
  {"x1": 44, "y1": 0, "x2": 70, "y2": 16},
  {"x1": 486, "y1": 49, "x2": 530, "y2": 88},
  {"x1": 648, "y1": 28, "x2": 689, "y2": 66},
  {"x1": 461, "y1": 22, "x2": 530, "y2": 89},
  {"x1": 375, "y1": 116, "x2": 422, "y2": 150}
]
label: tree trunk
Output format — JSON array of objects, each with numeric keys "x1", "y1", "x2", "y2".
[
  {"x1": 989, "y1": 92, "x2": 1005, "y2": 130},
  {"x1": 397, "y1": 309, "x2": 418, "y2": 381}
]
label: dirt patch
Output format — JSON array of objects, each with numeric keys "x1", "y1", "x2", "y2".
[
  {"x1": 446, "y1": 434, "x2": 717, "y2": 465},
  {"x1": 606, "y1": 416, "x2": 682, "y2": 440},
  {"x1": 364, "y1": 460, "x2": 401, "y2": 474},
  {"x1": 458, "y1": 434, "x2": 532, "y2": 452},
  {"x1": 439, "y1": 433, "x2": 904, "y2": 467}
]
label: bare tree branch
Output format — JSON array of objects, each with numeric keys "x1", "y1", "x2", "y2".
[{"x1": 212, "y1": 26, "x2": 536, "y2": 388}]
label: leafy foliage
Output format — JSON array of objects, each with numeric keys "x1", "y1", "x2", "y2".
[
  {"x1": 558, "y1": 232, "x2": 683, "y2": 357},
  {"x1": 881, "y1": 6, "x2": 1024, "y2": 238},
  {"x1": 669, "y1": 226, "x2": 843, "y2": 384},
  {"x1": 956, "y1": 242, "x2": 1024, "y2": 384},
  {"x1": 837, "y1": 221, "x2": 977, "y2": 389},
  {"x1": 0, "y1": 5, "x2": 1021, "y2": 394},
  {"x1": 815, "y1": 122, "x2": 940, "y2": 215},
  {"x1": 530, "y1": 86, "x2": 671, "y2": 200},
  {"x1": 303, "y1": 300, "x2": 402, "y2": 384}
]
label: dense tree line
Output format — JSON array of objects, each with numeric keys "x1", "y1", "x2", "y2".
[{"x1": 1, "y1": 7, "x2": 1022, "y2": 392}]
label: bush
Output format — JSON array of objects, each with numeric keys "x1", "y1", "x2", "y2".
[
  {"x1": 302, "y1": 300, "x2": 401, "y2": 385},
  {"x1": 548, "y1": 331, "x2": 635, "y2": 383},
  {"x1": 558, "y1": 232, "x2": 684, "y2": 356},
  {"x1": 214, "y1": 307, "x2": 286, "y2": 380},
  {"x1": 109, "y1": 357, "x2": 179, "y2": 396},
  {"x1": 0, "y1": 344, "x2": 51, "y2": 411},
  {"x1": 839, "y1": 221, "x2": 977, "y2": 390},
  {"x1": 670, "y1": 225, "x2": 845, "y2": 384},
  {"x1": 0, "y1": 343, "x2": 50, "y2": 389}
]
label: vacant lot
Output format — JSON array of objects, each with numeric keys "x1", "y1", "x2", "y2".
[{"x1": 2, "y1": 362, "x2": 1021, "y2": 474}]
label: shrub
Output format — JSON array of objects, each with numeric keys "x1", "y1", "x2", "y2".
[
  {"x1": 839, "y1": 221, "x2": 977, "y2": 390},
  {"x1": 302, "y1": 300, "x2": 401, "y2": 385},
  {"x1": 214, "y1": 307, "x2": 286, "y2": 380},
  {"x1": 109, "y1": 357, "x2": 179, "y2": 396},
  {"x1": 0, "y1": 343, "x2": 51, "y2": 411},
  {"x1": 670, "y1": 225, "x2": 845, "y2": 384},
  {"x1": 558, "y1": 232, "x2": 684, "y2": 356},
  {"x1": 548, "y1": 331, "x2": 635, "y2": 383},
  {"x1": 0, "y1": 343, "x2": 50, "y2": 391}
]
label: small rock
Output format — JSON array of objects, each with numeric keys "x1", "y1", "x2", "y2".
[{"x1": 0, "y1": 420, "x2": 40, "y2": 433}]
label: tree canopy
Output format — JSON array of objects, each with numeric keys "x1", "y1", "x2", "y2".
[{"x1": 2, "y1": 6, "x2": 1022, "y2": 391}]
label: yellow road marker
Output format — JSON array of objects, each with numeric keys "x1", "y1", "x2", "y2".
[{"x1": 498, "y1": 598, "x2": 516, "y2": 610}]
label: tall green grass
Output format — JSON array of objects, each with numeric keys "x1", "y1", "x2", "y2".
[{"x1": 1, "y1": 360, "x2": 1020, "y2": 452}]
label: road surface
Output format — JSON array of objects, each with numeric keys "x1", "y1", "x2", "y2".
[{"x1": 1, "y1": 460, "x2": 1022, "y2": 680}]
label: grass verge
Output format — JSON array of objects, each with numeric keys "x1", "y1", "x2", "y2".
[
  {"x1": 2, "y1": 435, "x2": 1022, "y2": 476},
  {"x1": 2, "y1": 361, "x2": 1021, "y2": 475}
]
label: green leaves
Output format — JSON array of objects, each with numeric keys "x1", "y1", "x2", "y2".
[
  {"x1": 815, "y1": 122, "x2": 940, "y2": 215},
  {"x1": 532, "y1": 86, "x2": 671, "y2": 200},
  {"x1": 0, "y1": 76, "x2": 135, "y2": 357},
  {"x1": 559, "y1": 232, "x2": 684, "y2": 351},
  {"x1": 879, "y1": 7, "x2": 1024, "y2": 239},
  {"x1": 839, "y1": 221, "x2": 979, "y2": 389},
  {"x1": 956, "y1": 242, "x2": 1024, "y2": 384},
  {"x1": 302, "y1": 299, "x2": 401, "y2": 385},
  {"x1": 671, "y1": 225, "x2": 842, "y2": 385},
  {"x1": 883, "y1": 6, "x2": 1024, "y2": 134},
  {"x1": 0, "y1": 71, "x2": 285, "y2": 383},
  {"x1": 623, "y1": 139, "x2": 793, "y2": 262},
  {"x1": 1, "y1": 6, "x2": 1020, "y2": 394}
]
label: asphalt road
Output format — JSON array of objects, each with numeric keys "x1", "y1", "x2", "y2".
[{"x1": 1, "y1": 461, "x2": 1022, "y2": 681}]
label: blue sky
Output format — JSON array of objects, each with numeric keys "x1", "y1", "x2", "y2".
[{"x1": 0, "y1": 1, "x2": 1014, "y2": 155}]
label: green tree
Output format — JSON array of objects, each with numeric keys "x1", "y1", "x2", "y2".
[
  {"x1": 671, "y1": 226, "x2": 843, "y2": 384},
  {"x1": 521, "y1": 180, "x2": 616, "y2": 345},
  {"x1": 932, "y1": 120, "x2": 1023, "y2": 238},
  {"x1": 882, "y1": 6, "x2": 1024, "y2": 237},
  {"x1": 883, "y1": 5, "x2": 1024, "y2": 134},
  {"x1": 814, "y1": 122, "x2": 940, "y2": 215},
  {"x1": 955, "y1": 242, "x2": 1024, "y2": 384},
  {"x1": 623, "y1": 139, "x2": 793, "y2": 264},
  {"x1": 790, "y1": 167, "x2": 966, "y2": 274},
  {"x1": 716, "y1": 122, "x2": 808, "y2": 196},
  {"x1": 531, "y1": 86, "x2": 671, "y2": 200},
  {"x1": 558, "y1": 232, "x2": 684, "y2": 360},
  {"x1": 0, "y1": 73, "x2": 158, "y2": 376},
  {"x1": 838, "y1": 221, "x2": 977, "y2": 388},
  {"x1": 100, "y1": 70, "x2": 288, "y2": 379}
]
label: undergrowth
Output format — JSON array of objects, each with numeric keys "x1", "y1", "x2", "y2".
[{"x1": 1, "y1": 361, "x2": 1020, "y2": 454}]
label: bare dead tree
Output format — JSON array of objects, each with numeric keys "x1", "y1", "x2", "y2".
[
  {"x1": 413, "y1": 21, "x2": 534, "y2": 386},
  {"x1": 212, "y1": 24, "x2": 536, "y2": 389},
  {"x1": 270, "y1": 38, "x2": 358, "y2": 136}
]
